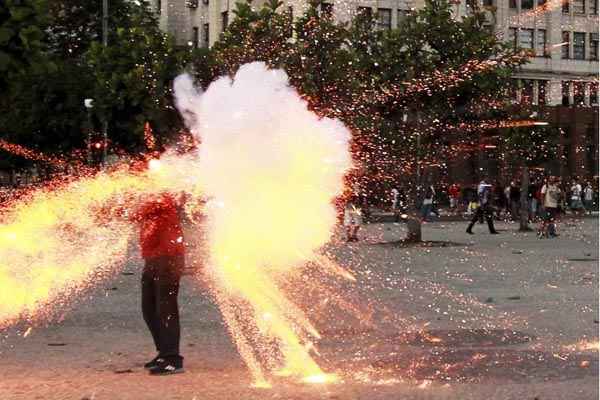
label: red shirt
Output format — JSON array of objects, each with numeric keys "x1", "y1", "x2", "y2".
[
  {"x1": 136, "y1": 194, "x2": 184, "y2": 260},
  {"x1": 448, "y1": 184, "x2": 460, "y2": 198}
]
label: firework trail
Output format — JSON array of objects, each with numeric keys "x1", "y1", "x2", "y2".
[
  {"x1": 174, "y1": 62, "x2": 353, "y2": 386},
  {"x1": 0, "y1": 155, "x2": 199, "y2": 329}
]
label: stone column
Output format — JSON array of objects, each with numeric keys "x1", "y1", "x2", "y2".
[{"x1": 547, "y1": 79, "x2": 562, "y2": 106}]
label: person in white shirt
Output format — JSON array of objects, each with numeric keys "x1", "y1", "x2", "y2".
[
  {"x1": 570, "y1": 178, "x2": 584, "y2": 216},
  {"x1": 583, "y1": 183, "x2": 595, "y2": 214},
  {"x1": 391, "y1": 187, "x2": 399, "y2": 211},
  {"x1": 539, "y1": 176, "x2": 562, "y2": 238}
]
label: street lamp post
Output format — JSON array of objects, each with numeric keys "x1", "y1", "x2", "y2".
[
  {"x1": 84, "y1": 98, "x2": 94, "y2": 165},
  {"x1": 102, "y1": 0, "x2": 109, "y2": 167}
]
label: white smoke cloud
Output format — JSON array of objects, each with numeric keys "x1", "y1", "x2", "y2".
[
  {"x1": 174, "y1": 62, "x2": 352, "y2": 276},
  {"x1": 173, "y1": 62, "x2": 353, "y2": 382}
]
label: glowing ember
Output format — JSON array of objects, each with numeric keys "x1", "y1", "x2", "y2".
[
  {"x1": 174, "y1": 62, "x2": 352, "y2": 385},
  {"x1": 301, "y1": 373, "x2": 339, "y2": 384}
]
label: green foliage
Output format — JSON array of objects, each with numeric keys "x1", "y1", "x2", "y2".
[
  {"x1": 47, "y1": 0, "x2": 134, "y2": 59},
  {"x1": 0, "y1": 0, "x2": 188, "y2": 167},
  {"x1": 85, "y1": 2, "x2": 186, "y2": 150},
  {"x1": 0, "y1": 0, "x2": 531, "y2": 178},
  {"x1": 212, "y1": 0, "x2": 292, "y2": 74},
  {"x1": 0, "y1": 0, "x2": 53, "y2": 88}
]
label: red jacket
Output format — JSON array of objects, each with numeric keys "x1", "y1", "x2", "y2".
[{"x1": 135, "y1": 194, "x2": 184, "y2": 260}]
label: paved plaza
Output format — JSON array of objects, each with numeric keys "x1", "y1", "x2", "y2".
[{"x1": 1, "y1": 219, "x2": 598, "y2": 400}]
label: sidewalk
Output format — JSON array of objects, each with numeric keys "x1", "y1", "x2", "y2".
[
  {"x1": 1, "y1": 220, "x2": 598, "y2": 400},
  {"x1": 368, "y1": 208, "x2": 599, "y2": 223}
]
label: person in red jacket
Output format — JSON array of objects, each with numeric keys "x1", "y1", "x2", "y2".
[{"x1": 134, "y1": 191, "x2": 185, "y2": 375}]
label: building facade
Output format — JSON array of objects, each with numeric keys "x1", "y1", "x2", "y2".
[
  {"x1": 153, "y1": 0, "x2": 598, "y2": 107},
  {"x1": 154, "y1": 0, "x2": 599, "y2": 182}
]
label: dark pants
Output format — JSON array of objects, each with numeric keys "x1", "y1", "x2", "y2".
[
  {"x1": 467, "y1": 205, "x2": 496, "y2": 233},
  {"x1": 142, "y1": 255, "x2": 184, "y2": 359}
]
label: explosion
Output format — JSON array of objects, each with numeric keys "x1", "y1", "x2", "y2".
[
  {"x1": 0, "y1": 62, "x2": 353, "y2": 387},
  {"x1": 174, "y1": 62, "x2": 353, "y2": 385}
]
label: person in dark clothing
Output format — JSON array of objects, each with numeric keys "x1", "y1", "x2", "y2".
[
  {"x1": 509, "y1": 182, "x2": 520, "y2": 220},
  {"x1": 528, "y1": 181, "x2": 539, "y2": 222},
  {"x1": 467, "y1": 180, "x2": 499, "y2": 235},
  {"x1": 493, "y1": 182, "x2": 505, "y2": 219},
  {"x1": 134, "y1": 192, "x2": 186, "y2": 375}
]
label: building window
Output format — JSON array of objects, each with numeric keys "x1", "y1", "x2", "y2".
[
  {"x1": 572, "y1": 0, "x2": 585, "y2": 12},
  {"x1": 573, "y1": 32, "x2": 586, "y2": 59},
  {"x1": 562, "y1": 31, "x2": 570, "y2": 59},
  {"x1": 536, "y1": 29, "x2": 546, "y2": 56},
  {"x1": 538, "y1": 80, "x2": 547, "y2": 106},
  {"x1": 192, "y1": 27, "x2": 199, "y2": 48},
  {"x1": 203, "y1": 23, "x2": 209, "y2": 47},
  {"x1": 519, "y1": 28, "x2": 534, "y2": 50},
  {"x1": 590, "y1": 33, "x2": 599, "y2": 60},
  {"x1": 562, "y1": 81, "x2": 571, "y2": 105},
  {"x1": 358, "y1": 6, "x2": 373, "y2": 18},
  {"x1": 156, "y1": 0, "x2": 161, "y2": 14},
  {"x1": 522, "y1": 0, "x2": 534, "y2": 8},
  {"x1": 377, "y1": 8, "x2": 392, "y2": 30},
  {"x1": 592, "y1": 0, "x2": 598, "y2": 14},
  {"x1": 562, "y1": 0, "x2": 570, "y2": 12},
  {"x1": 573, "y1": 81, "x2": 585, "y2": 105},
  {"x1": 221, "y1": 11, "x2": 228, "y2": 33},
  {"x1": 537, "y1": 0, "x2": 546, "y2": 5},
  {"x1": 509, "y1": 0, "x2": 517, "y2": 8},
  {"x1": 321, "y1": 2, "x2": 333, "y2": 17},
  {"x1": 483, "y1": 0, "x2": 493, "y2": 5},
  {"x1": 398, "y1": 9, "x2": 410, "y2": 25}
]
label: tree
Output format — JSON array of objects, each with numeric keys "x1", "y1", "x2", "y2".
[
  {"x1": 0, "y1": 0, "x2": 188, "y2": 170},
  {"x1": 212, "y1": 0, "x2": 293, "y2": 76},
  {"x1": 350, "y1": 0, "x2": 528, "y2": 241},
  {"x1": 0, "y1": 0, "x2": 53, "y2": 89},
  {"x1": 85, "y1": 2, "x2": 187, "y2": 151}
]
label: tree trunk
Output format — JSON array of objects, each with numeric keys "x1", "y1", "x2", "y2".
[
  {"x1": 405, "y1": 212, "x2": 422, "y2": 242},
  {"x1": 519, "y1": 166, "x2": 532, "y2": 231}
]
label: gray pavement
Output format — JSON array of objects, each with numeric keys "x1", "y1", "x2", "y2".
[{"x1": 1, "y1": 219, "x2": 598, "y2": 400}]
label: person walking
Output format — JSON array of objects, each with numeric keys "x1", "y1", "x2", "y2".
[
  {"x1": 466, "y1": 179, "x2": 498, "y2": 235},
  {"x1": 583, "y1": 182, "x2": 595, "y2": 214},
  {"x1": 539, "y1": 176, "x2": 561, "y2": 238},
  {"x1": 134, "y1": 191, "x2": 186, "y2": 375}
]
